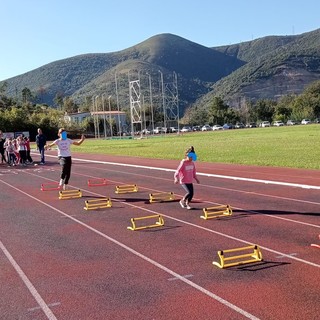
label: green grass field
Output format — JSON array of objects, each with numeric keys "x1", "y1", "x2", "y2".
[{"x1": 70, "y1": 125, "x2": 319, "y2": 170}]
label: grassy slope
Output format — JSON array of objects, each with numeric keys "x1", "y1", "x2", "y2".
[{"x1": 70, "y1": 125, "x2": 319, "y2": 170}]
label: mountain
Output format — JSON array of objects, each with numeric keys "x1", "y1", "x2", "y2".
[
  {"x1": 199, "y1": 28, "x2": 320, "y2": 107},
  {"x1": 1, "y1": 34, "x2": 243, "y2": 111},
  {"x1": 2, "y1": 29, "x2": 320, "y2": 112}
]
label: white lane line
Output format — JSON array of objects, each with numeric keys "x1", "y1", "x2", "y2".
[
  {"x1": 14, "y1": 171, "x2": 320, "y2": 256},
  {"x1": 168, "y1": 274, "x2": 194, "y2": 281},
  {"x1": 1, "y1": 181, "x2": 259, "y2": 320},
  {"x1": 41, "y1": 154, "x2": 320, "y2": 190},
  {"x1": 72, "y1": 163, "x2": 320, "y2": 229},
  {"x1": 0, "y1": 241, "x2": 57, "y2": 320},
  {"x1": 28, "y1": 302, "x2": 61, "y2": 312},
  {"x1": 276, "y1": 253, "x2": 297, "y2": 259}
]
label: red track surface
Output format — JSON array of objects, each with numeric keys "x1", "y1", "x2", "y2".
[{"x1": 0, "y1": 151, "x2": 319, "y2": 320}]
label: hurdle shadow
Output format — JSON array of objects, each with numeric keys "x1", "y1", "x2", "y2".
[
  {"x1": 228, "y1": 260, "x2": 291, "y2": 272},
  {"x1": 139, "y1": 225, "x2": 182, "y2": 232},
  {"x1": 239, "y1": 209, "x2": 320, "y2": 217},
  {"x1": 110, "y1": 197, "x2": 150, "y2": 203}
]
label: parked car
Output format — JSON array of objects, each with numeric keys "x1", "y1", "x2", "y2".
[
  {"x1": 273, "y1": 121, "x2": 284, "y2": 127},
  {"x1": 286, "y1": 120, "x2": 298, "y2": 126},
  {"x1": 301, "y1": 119, "x2": 312, "y2": 125},
  {"x1": 180, "y1": 126, "x2": 192, "y2": 132},
  {"x1": 192, "y1": 125, "x2": 201, "y2": 131},
  {"x1": 169, "y1": 127, "x2": 178, "y2": 133},
  {"x1": 153, "y1": 127, "x2": 162, "y2": 134},
  {"x1": 212, "y1": 125, "x2": 223, "y2": 131},
  {"x1": 201, "y1": 125, "x2": 212, "y2": 131},
  {"x1": 246, "y1": 122, "x2": 257, "y2": 128},
  {"x1": 235, "y1": 122, "x2": 245, "y2": 129},
  {"x1": 141, "y1": 129, "x2": 151, "y2": 134},
  {"x1": 222, "y1": 123, "x2": 235, "y2": 130},
  {"x1": 259, "y1": 121, "x2": 271, "y2": 127}
]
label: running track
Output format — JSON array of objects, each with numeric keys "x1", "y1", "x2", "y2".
[{"x1": 0, "y1": 151, "x2": 319, "y2": 320}]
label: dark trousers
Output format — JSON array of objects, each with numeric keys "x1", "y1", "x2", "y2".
[
  {"x1": 181, "y1": 183, "x2": 194, "y2": 202},
  {"x1": 26, "y1": 150, "x2": 33, "y2": 163},
  {"x1": 0, "y1": 149, "x2": 6, "y2": 163},
  {"x1": 59, "y1": 156, "x2": 72, "y2": 184},
  {"x1": 19, "y1": 150, "x2": 27, "y2": 164}
]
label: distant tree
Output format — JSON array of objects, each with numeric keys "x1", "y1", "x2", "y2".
[
  {"x1": 0, "y1": 81, "x2": 8, "y2": 96},
  {"x1": 208, "y1": 97, "x2": 230, "y2": 124},
  {"x1": 62, "y1": 97, "x2": 78, "y2": 114},
  {"x1": 252, "y1": 99, "x2": 276, "y2": 122},
  {"x1": 54, "y1": 92, "x2": 64, "y2": 110},
  {"x1": 36, "y1": 86, "x2": 46, "y2": 103},
  {"x1": 181, "y1": 105, "x2": 208, "y2": 125},
  {"x1": 21, "y1": 87, "x2": 33, "y2": 104}
]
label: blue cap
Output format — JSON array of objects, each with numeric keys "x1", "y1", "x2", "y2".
[{"x1": 187, "y1": 152, "x2": 197, "y2": 161}]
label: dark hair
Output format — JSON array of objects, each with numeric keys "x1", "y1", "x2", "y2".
[{"x1": 185, "y1": 146, "x2": 195, "y2": 155}]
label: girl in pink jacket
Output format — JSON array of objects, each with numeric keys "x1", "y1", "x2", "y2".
[{"x1": 174, "y1": 146, "x2": 200, "y2": 209}]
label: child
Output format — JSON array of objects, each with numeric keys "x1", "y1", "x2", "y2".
[
  {"x1": 24, "y1": 136, "x2": 33, "y2": 164},
  {"x1": 45, "y1": 128, "x2": 85, "y2": 190},
  {"x1": 174, "y1": 146, "x2": 200, "y2": 209},
  {"x1": 5, "y1": 139, "x2": 17, "y2": 166}
]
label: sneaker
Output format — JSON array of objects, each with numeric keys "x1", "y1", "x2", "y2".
[
  {"x1": 63, "y1": 184, "x2": 67, "y2": 190},
  {"x1": 186, "y1": 204, "x2": 192, "y2": 210},
  {"x1": 39, "y1": 162, "x2": 45, "y2": 165},
  {"x1": 179, "y1": 200, "x2": 186, "y2": 208}
]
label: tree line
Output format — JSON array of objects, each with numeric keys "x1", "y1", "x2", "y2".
[
  {"x1": 1, "y1": 79, "x2": 320, "y2": 140},
  {"x1": 182, "y1": 80, "x2": 320, "y2": 126}
]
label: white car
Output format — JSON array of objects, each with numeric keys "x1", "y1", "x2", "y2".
[
  {"x1": 259, "y1": 121, "x2": 271, "y2": 127},
  {"x1": 201, "y1": 125, "x2": 211, "y2": 131},
  {"x1": 180, "y1": 126, "x2": 192, "y2": 132},
  {"x1": 301, "y1": 119, "x2": 311, "y2": 125},
  {"x1": 212, "y1": 125, "x2": 223, "y2": 131},
  {"x1": 273, "y1": 121, "x2": 284, "y2": 127}
]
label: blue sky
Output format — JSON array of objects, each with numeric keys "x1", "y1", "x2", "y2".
[{"x1": 1, "y1": 0, "x2": 319, "y2": 81}]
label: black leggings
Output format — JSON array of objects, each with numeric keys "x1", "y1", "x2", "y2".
[
  {"x1": 59, "y1": 156, "x2": 72, "y2": 184},
  {"x1": 0, "y1": 149, "x2": 6, "y2": 163},
  {"x1": 181, "y1": 183, "x2": 194, "y2": 203}
]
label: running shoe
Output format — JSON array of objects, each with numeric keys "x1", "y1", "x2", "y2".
[{"x1": 179, "y1": 200, "x2": 186, "y2": 208}]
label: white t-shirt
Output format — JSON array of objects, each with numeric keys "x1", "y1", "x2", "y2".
[{"x1": 54, "y1": 138, "x2": 73, "y2": 157}]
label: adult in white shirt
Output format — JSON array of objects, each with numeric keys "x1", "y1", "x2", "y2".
[{"x1": 45, "y1": 128, "x2": 85, "y2": 190}]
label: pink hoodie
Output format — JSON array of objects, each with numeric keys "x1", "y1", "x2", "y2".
[{"x1": 174, "y1": 159, "x2": 197, "y2": 184}]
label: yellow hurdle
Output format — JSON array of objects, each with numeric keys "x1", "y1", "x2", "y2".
[
  {"x1": 213, "y1": 245, "x2": 263, "y2": 268},
  {"x1": 115, "y1": 184, "x2": 138, "y2": 194},
  {"x1": 127, "y1": 214, "x2": 164, "y2": 231},
  {"x1": 149, "y1": 192, "x2": 175, "y2": 203},
  {"x1": 59, "y1": 189, "x2": 82, "y2": 200},
  {"x1": 201, "y1": 205, "x2": 232, "y2": 219},
  {"x1": 84, "y1": 198, "x2": 112, "y2": 210}
]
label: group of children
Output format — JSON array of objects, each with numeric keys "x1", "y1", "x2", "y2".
[
  {"x1": 0, "y1": 131, "x2": 33, "y2": 166},
  {"x1": 1, "y1": 128, "x2": 200, "y2": 209}
]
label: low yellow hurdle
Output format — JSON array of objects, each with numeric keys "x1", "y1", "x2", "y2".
[
  {"x1": 213, "y1": 245, "x2": 263, "y2": 268},
  {"x1": 115, "y1": 184, "x2": 138, "y2": 194},
  {"x1": 127, "y1": 214, "x2": 165, "y2": 231},
  {"x1": 59, "y1": 189, "x2": 82, "y2": 200},
  {"x1": 84, "y1": 198, "x2": 112, "y2": 210},
  {"x1": 201, "y1": 205, "x2": 232, "y2": 219},
  {"x1": 149, "y1": 192, "x2": 175, "y2": 203}
]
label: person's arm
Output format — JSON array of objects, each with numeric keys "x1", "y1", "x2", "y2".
[
  {"x1": 45, "y1": 141, "x2": 56, "y2": 150},
  {"x1": 73, "y1": 134, "x2": 85, "y2": 146},
  {"x1": 174, "y1": 160, "x2": 184, "y2": 183},
  {"x1": 193, "y1": 165, "x2": 200, "y2": 184}
]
